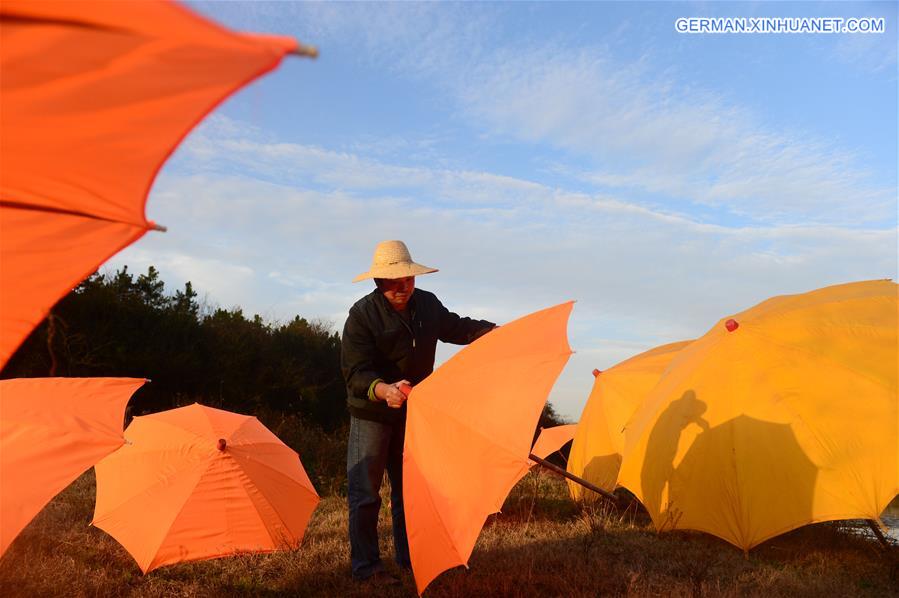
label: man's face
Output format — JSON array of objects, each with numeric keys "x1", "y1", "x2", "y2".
[{"x1": 377, "y1": 276, "x2": 415, "y2": 311}]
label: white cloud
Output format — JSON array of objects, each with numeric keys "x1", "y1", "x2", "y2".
[
  {"x1": 456, "y1": 47, "x2": 894, "y2": 225},
  {"x1": 111, "y1": 119, "x2": 897, "y2": 419}
]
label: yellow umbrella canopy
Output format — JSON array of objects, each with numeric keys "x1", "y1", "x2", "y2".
[
  {"x1": 567, "y1": 341, "x2": 690, "y2": 499},
  {"x1": 617, "y1": 280, "x2": 898, "y2": 552}
]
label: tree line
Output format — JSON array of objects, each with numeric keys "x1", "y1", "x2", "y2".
[{"x1": 2, "y1": 266, "x2": 565, "y2": 435}]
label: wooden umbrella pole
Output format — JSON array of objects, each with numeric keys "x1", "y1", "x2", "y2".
[
  {"x1": 866, "y1": 519, "x2": 893, "y2": 549},
  {"x1": 527, "y1": 453, "x2": 616, "y2": 502}
]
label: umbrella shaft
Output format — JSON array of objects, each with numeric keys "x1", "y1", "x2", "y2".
[{"x1": 527, "y1": 453, "x2": 616, "y2": 502}]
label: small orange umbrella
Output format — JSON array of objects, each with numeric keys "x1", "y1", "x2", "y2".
[
  {"x1": 0, "y1": 0, "x2": 311, "y2": 368},
  {"x1": 404, "y1": 302, "x2": 573, "y2": 594},
  {"x1": 530, "y1": 424, "x2": 577, "y2": 462},
  {"x1": 0, "y1": 377, "x2": 145, "y2": 556},
  {"x1": 92, "y1": 403, "x2": 319, "y2": 573}
]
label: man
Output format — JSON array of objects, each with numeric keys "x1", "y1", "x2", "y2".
[{"x1": 341, "y1": 240, "x2": 496, "y2": 585}]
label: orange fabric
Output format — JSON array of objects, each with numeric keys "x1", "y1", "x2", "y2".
[
  {"x1": 530, "y1": 424, "x2": 577, "y2": 462},
  {"x1": 404, "y1": 302, "x2": 573, "y2": 594},
  {"x1": 0, "y1": 377, "x2": 145, "y2": 555},
  {"x1": 0, "y1": 0, "x2": 299, "y2": 368},
  {"x1": 92, "y1": 403, "x2": 319, "y2": 573}
]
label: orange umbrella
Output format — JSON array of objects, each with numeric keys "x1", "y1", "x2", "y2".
[
  {"x1": 0, "y1": 0, "x2": 312, "y2": 368},
  {"x1": 92, "y1": 403, "x2": 319, "y2": 573},
  {"x1": 530, "y1": 424, "x2": 577, "y2": 462},
  {"x1": 0, "y1": 377, "x2": 145, "y2": 556},
  {"x1": 403, "y1": 302, "x2": 573, "y2": 594}
]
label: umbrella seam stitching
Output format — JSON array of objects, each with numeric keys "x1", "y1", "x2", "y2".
[
  {"x1": 742, "y1": 327, "x2": 895, "y2": 393},
  {"x1": 413, "y1": 351, "x2": 573, "y2": 461},
  {"x1": 740, "y1": 327, "x2": 894, "y2": 487},
  {"x1": 406, "y1": 450, "x2": 468, "y2": 589},
  {"x1": 228, "y1": 454, "x2": 314, "y2": 549},
  {"x1": 92, "y1": 455, "x2": 210, "y2": 525},
  {"x1": 143, "y1": 459, "x2": 213, "y2": 572}
]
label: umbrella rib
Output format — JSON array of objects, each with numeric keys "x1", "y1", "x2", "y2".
[
  {"x1": 92, "y1": 455, "x2": 210, "y2": 522},
  {"x1": 227, "y1": 453, "x2": 318, "y2": 547},
  {"x1": 740, "y1": 327, "x2": 895, "y2": 472},
  {"x1": 143, "y1": 459, "x2": 216, "y2": 573},
  {"x1": 407, "y1": 451, "x2": 468, "y2": 575},
  {"x1": 414, "y1": 398, "x2": 529, "y2": 466},
  {"x1": 744, "y1": 326, "x2": 895, "y2": 393},
  {"x1": 0, "y1": 200, "x2": 150, "y2": 230},
  {"x1": 128, "y1": 416, "x2": 214, "y2": 448},
  {"x1": 229, "y1": 451, "x2": 318, "y2": 501},
  {"x1": 0, "y1": 13, "x2": 129, "y2": 34}
]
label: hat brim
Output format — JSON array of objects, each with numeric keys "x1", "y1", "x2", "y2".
[{"x1": 352, "y1": 263, "x2": 438, "y2": 283}]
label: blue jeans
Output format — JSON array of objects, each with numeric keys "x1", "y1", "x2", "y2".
[{"x1": 347, "y1": 415, "x2": 411, "y2": 579}]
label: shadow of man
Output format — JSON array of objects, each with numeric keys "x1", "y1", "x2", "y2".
[{"x1": 640, "y1": 390, "x2": 709, "y2": 525}]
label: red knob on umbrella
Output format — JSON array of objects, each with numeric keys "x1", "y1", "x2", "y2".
[
  {"x1": 217, "y1": 438, "x2": 227, "y2": 451},
  {"x1": 725, "y1": 319, "x2": 739, "y2": 332},
  {"x1": 399, "y1": 383, "x2": 413, "y2": 397},
  {"x1": 592, "y1": 369, "x2": 602, "y2": 377}
]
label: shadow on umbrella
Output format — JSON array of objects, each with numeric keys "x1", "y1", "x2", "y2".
[
  {"x1": 580, "y1": 453, "x2": 623, "y2": 495},
  {"x1": 640, "y1": 389, "x2": 710, "y2": 522}
]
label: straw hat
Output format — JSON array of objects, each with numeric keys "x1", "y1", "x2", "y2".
[{"x1": 352, "y1": 240, "x2": 438, "y2": 283}]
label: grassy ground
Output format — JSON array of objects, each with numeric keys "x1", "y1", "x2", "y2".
[{"x1": 1, "y1": 469, "x2": 896, "y2": 597}]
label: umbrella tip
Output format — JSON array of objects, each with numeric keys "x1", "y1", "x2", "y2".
[
  {"x1": 725, "y1": 318, "x2": 739, "y2": 332},
  {"x1": 217, "y1": 438, "x2": 227, "y2": 451},
  {"x1": 592, "y1": 368, "x2": 601, "y2": 377}
]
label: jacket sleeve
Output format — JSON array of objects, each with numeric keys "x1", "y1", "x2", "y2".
[
  {"x1": 341, "y1": 306, "x2": 382, "y2": 399},
  {"x1": 436, "y1": 299, "x2": 496, "y2": 345}
]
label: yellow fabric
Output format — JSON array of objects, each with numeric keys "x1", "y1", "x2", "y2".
[
  {"x1": 617, "y1": 280, "x2": 898, "y2": 551},
  {"x1": 566, "y1": 341, "x2": 690, "y2": 499}
]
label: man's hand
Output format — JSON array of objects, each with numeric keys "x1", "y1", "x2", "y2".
[{"x1": 375, "y1": 379, "x2": 412, "y2": 408}]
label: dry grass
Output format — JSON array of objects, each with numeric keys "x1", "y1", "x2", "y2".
[{"x1": 1, "y1": 469, "x2": 896, "y2": 597}]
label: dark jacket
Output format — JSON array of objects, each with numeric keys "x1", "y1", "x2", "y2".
[{"x1": 341, "y1": 288, "x2": 495, "y2": 423}]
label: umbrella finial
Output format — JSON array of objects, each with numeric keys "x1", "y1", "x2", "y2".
[
  {"x1": 217, "y1": 438, "x2": 227, "y2": 451},
  {"x1": 592, "y1": 368, "x2": 602, "y2": 377},
  {"x1": 725, "y1": 319, "x2": 739, "y2": 332}
]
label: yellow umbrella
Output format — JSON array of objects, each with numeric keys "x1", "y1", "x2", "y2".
[
  {"x1": 567, "y1": 341, "x2": 690, "y2": 499},
  {"x1": 617, "y1": 280, "x2": 898, "y2": 552}
]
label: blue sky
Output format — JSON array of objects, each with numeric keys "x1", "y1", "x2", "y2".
[{"x1": 108, "y1": 1, "x2": 898, "y2": 420}]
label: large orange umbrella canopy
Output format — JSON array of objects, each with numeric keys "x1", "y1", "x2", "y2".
[
  {"x1": 0, "y1": 377, "x2": 145, "y2": 556},
  {"x1": 92, "y1": 403, "x2": 319, "y2": 573},
  {"x1": 566, "y1": 341, "x2": 690, "y2": 499},
  {"x1": 0, "y1": 0, "x2": 302, "y2": 368},
  {"x1": 617, "y1": 280, "x2": 898, "y2": 551},
  {"x1": 404, "y1": 302, "x2": 573, "y2": 594}
]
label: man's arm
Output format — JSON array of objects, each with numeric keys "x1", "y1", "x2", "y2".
[
  {"x1": 340, "y1": 307, "x2": 383, "y2": 400},
  {"x1": 436, "y1": 300, "x2": 496, "y2": 345}
]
